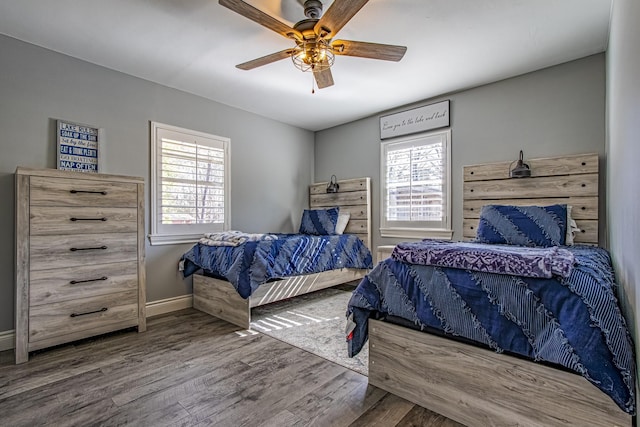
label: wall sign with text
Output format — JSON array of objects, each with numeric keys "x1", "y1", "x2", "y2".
[
  {"x1": 380, "y1": 100, "x2": 450, "y2": 139},
  {"x1": 57, "y1": 120, "x2": 102, "y2": 173}
]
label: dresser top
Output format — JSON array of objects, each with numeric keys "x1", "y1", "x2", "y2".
[{"x1": 15, "y1": 167, "x2": 144, "y2": 184}]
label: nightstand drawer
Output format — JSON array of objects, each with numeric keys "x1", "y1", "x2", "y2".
[
  {"x1": 377, "y1": 245, "x2": 395, "y2": 262},
  {"x1": 28, "y1": 290, "x2": 139, "y2": 344},
  {"x1": 30, "y1": 206, "x2": 137, "y2": 235},
  {"x1": 29, "y1": 176, "x2": 138, "y2": 208},
  {"x1": 30, "y1": 233, "x2": 138, "y2": 270},
  {"x1": 30, "y1": 261, "x2": 139, "y2": 306}
]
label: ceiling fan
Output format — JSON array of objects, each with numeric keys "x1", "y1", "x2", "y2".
[{"x1": 219, "y1": 0, "x2": 407, "y2": 90}]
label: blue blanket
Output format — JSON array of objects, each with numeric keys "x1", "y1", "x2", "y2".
[
  {"x1": 347, "y1": 245, "x2": 635, "y2": 414},
  {"x1": 181, "y1": 233, "x2": 372, "y2": 298}
]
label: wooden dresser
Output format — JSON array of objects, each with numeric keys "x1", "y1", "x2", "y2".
[{"x1": 15, "y1": 167, "x2": 146, "y2": 364}]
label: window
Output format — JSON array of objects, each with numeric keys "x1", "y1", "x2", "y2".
[
  {"x1": 150, "y1": 122, "x2": 230, "y2": 245},
  {"x1": 380, "y1": 129, "x2": 452, "y2": 239}
]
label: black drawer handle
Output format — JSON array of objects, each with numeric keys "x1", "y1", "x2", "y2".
[
  {"x1": 70, "y1": 276, "x2": 108, "y2": 285},
  {"x1": 70, "y1": 217, "x2": 107, "y2": 222},
  {"x1": 70, "y1": 245, "x2": 108, "y2": 252},
  {"x1": 70, "y1": 190, "x2": 108, "y2": 195},
  {"x1": 70, "y1": 307, "x2": 108, "y2": 318}
]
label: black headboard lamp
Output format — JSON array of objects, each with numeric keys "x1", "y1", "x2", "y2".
[
  {"x1": 326, "y1": 175, "x2": 340, "y2": 193},
  {"x1": 510, "y1": 150, "x2": 532, "y2": 178}
]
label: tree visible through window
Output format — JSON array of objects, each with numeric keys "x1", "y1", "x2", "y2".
[
  {"x1": 381, "y1": 129, "x2": 451, "y2": 238},
  {"x1": 150, "y1": 122, "x2": 230, "y2": 245}
]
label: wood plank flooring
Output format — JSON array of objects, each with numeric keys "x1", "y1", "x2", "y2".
[{"x1": 0, "y1": 308, "x2": 462, "y2": 426}]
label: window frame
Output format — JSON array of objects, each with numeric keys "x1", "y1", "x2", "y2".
[
  {"x1": 149, "y1": 121, "x2": 230, "y2": 246},
  {"x1": 380, "y1": 128, "x2": 453, "y2": 240}
]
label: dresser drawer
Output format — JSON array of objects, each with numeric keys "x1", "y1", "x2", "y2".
[
  {"x1": 30, "y1": 206, "x2": 138, "y2": 235},
  {"x1": 30, "y1": 261, "x2": 139, "y2": 306},
  {"x1": 30, "y1": 233, "x2": 138, "y2": 271},
  {"x1": 29, "y1": 176, "x2": 138, "y2": 208},
  {"x1": 29, "y1": 290, "x2": 139, "y2": 343}
]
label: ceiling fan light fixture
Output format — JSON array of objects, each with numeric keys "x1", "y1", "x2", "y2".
[{"x1": 291, "y1": 39, "x2": 335, "y2": 72}]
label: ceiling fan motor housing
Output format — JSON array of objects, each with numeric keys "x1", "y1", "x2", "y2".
[{"x1": 303, "y1": 0, "x2": 323, "y2": 19}]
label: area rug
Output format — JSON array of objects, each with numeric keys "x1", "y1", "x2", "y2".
[{"x1": 238, "y1": 286, "x2": 369, "y2": 376}]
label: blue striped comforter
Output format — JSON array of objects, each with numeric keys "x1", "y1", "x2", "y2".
[
  {"x1": 181, "y1": 233, "x2": 372, "y2": 298},
  {"x1": 347, "y1": 245, "x2": 635, "y2": 414}
]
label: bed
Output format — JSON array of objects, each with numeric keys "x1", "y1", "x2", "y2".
[
  {"x1": 181, "y1": 177, "x2": 373, "y2": 329},
  {"x1": 347, "y1": 153, "x2": 635, "y2": 426}
]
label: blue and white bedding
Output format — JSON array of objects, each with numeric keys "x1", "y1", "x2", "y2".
[
  {"x1": 347, "y1": 242, "x2": 636, "y2": 414},
  {"x1": 181, "y1": 233, "x2": 373, "y2": 299}
]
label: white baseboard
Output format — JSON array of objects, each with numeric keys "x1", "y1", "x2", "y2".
[
  {"x1": 0, "y1": 294, "x2": 194, "y2": 351},
  {"x1": 145, "y1": 294, "x2": 193, "y2": 318},
  {"x1": 0, "y1": 329, "x2": 14, "y2": 352}
]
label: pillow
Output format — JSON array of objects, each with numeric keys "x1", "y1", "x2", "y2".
[
  {"x1": 299, "y1": 207, "x2": 340, "y2": 235},
  {"x1": 565, "y1": 205, "x2": 581, "y2": 245},
  {"x1": 476, "y1": 204, "x2": 569, "y2": 247},
  {"x1": 335, "y1": 212, "x2": 351, "y2": 234}
]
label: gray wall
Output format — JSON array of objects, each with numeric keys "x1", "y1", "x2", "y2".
[
  {"x1": 606, "y1": 0, "x2": 640, "y2": 352},
  {"x1": 0, "y1": 35, "x2": 314, "y2": 333},
  {"x1": 315, "y1": 54, "x2": 606, "y2": 251}
]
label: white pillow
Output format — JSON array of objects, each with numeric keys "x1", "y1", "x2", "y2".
[
  {"x1": 565, "y1": 205, "x2": 581, "y2": 245},
  {"x1": 335, "y1": 212, "x2": 351, "y2": 234}
]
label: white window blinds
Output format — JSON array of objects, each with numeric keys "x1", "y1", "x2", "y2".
[
  {"x1": 381, "y1": 129, "x2": 452, "y2": 238},
  {"x1": 159, "y1": 137, "x2": 225, "y2": 225},
  {"x1": 150, "y1": 122, "x2": 230, "y2": 245}
]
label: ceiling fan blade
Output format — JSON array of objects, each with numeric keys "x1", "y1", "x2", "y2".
[
  {"x1": 313, "y1": 66, "x2": 334, "y2": 89},
  {"x1": 236, "y1": 49, "x2": 296, "y2": 70},
  {"x1": 332, "y1": 39, "x2": 407, "y2": 62},
  {"x1": 314, "y1": 0, "x2": 369, "y2": 39},
  {"x1": 219, "y1": 0, "x2": 301, "y2": 40}
]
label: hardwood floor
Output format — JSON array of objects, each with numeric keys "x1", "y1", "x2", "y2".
[{"x1": 0, "y1": 309, "x2": 461, "y2": 426}]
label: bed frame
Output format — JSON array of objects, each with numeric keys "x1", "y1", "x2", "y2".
[
  {"x1": 369, "y1": 153, "x2": 633, "y2": 426},
  {"x1": 192, "y1": 177, "x2": 371, "y2": 330}
]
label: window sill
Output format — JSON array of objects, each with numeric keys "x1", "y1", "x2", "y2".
[
  {"x1": 148, "y1": 233, "x2": 202, "y2": 246},
  {"x1": 379, "y1": 227, "x2": 454, "y2": 240}
]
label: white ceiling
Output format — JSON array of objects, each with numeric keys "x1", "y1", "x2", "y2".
[{"x1": 0, "y1": 0, "x2": 612, "y2": 131}]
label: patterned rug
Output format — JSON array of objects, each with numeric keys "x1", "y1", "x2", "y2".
[{"x1": 237, "y1": 286, "x2": 369, "y2": 376}]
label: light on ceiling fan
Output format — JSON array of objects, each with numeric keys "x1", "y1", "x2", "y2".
[{"x1": 291, "y1": 39, "x2": 335, "y2": 72}]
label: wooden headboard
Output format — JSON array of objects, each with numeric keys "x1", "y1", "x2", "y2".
[
  {"x1": 309, "y1": 177, "x2": 372, "y2": 250},
  {"x1": 462, "y1": 153, "x2": 599, "y2": 245}
]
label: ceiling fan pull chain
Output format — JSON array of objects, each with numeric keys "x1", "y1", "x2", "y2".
[{"x1": 311, "y1": 72, "x2": 315, "y2": 94}]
